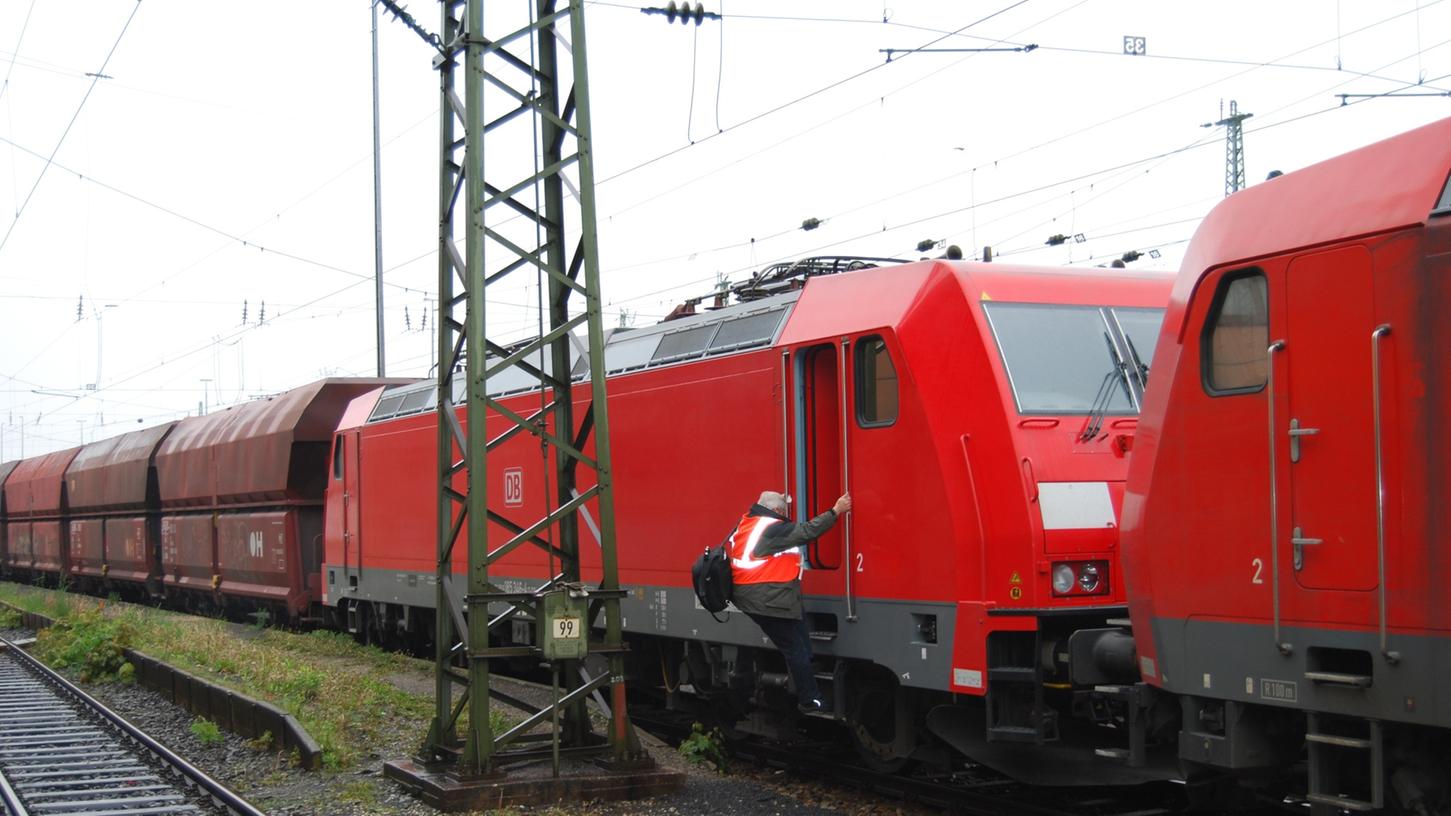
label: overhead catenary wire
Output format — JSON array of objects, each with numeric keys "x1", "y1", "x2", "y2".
[
  {"x1": 595, "y1": 0, "x2": 1442, "y2": 233},
  {"x1": 0, "y1": 134, "x2": 421, "y2": 294},
  {"x1": 597, "y1": 0, "x2": 1034, "y2": 185},
  {"x1": 598, "y1": 0, "x2": 1090, "y2": 232},
  {"x1": 8, "y1": 3, "x2": 1450, "y2": 453},
  {"x1": 406, "y1": 0, "x2": 1443, "y2": 311},
  {"x1": 2, "y1": 0, "x2": 37, "y2": 219},
  {"x1": 617, "y1": 58, "x2": 1440, "y2": 309},
  {"x1": 0, "y1": 0, "x2": 140, "y2": 257},
  {"x1": 604, "y1": 124, "x2": 1227, "y2": 305},
  {"x1": 595, "y1": 1, "x2": 1444, "y2": 287},
  {"x1": 0, "y1": 1, "x2": 39, "y2": 107}
]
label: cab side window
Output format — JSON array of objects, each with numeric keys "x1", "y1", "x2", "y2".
[
  {"x1": 855, "y1": 335, "x2": 899, "y2": 426},
  {"x1": 332, "y1": 436, "x2": 344, "y2": 481},
  {"x1": 1203, "y1": 271, "x2": 1268, "y2": 393}
]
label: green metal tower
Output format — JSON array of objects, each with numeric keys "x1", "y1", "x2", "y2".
[
  {"x1": 417, "y1": 0, "x2": 641, "y2": 775},
  {"x1": 1207, "y1": 100, "x2": 1253, "y2": 197}
]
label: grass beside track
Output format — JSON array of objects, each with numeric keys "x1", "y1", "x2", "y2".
[{"x1": 0, "y1": 583, "x2": 507, "y2": 769}]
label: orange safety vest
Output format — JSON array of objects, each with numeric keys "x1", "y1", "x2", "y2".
[{"x1": 728, "y1": 514, "x2": 801, "y2": 584}]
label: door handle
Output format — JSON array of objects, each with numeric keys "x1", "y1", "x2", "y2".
[
  {"x1": 1291, "y1": 526, "x2": 1321, "y2": 570},
  {"x1": 1288, "y1": 419, "x2": 1319, "y2": 463}
]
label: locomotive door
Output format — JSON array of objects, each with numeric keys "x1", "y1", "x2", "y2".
[
  {"x1": 794, "y1": 344, "x2": 846, "y2": 586},
  {"x1": 1282, "y1": 246, "x2": 1378, "y2": 595},
  {"x1": 341, "y1": 430, "x2": 363, "y2": 590}
]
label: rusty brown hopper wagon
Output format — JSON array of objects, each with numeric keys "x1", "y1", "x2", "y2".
[
  {"x1": 0, "y1": 459, "x2": 18, "y2": 576},
  {"x1": 65, "y1": 422, "x2": 177, "y2": 593},
  {"x1": 153, "y1": 379, "x2": 401, "y2": 619},
  {"x1": 3, "y1": 447, "x2": 80, "y2": 578}
]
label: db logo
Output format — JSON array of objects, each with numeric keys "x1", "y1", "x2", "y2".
[{"x1": 503, "y1": 467, "x2": 524, "y2": 507}]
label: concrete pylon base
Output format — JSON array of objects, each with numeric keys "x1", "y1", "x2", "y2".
[{"x1": 384, "y1": 756, "x2": 685, "y2": 812}]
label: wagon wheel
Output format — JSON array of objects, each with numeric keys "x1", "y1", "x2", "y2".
[{"x1": 846, "y1": 664, "x2": 913, "y2": 773}]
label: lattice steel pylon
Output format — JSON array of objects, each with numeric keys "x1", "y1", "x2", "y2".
[
  {"x1": 1206, "y1": 100, "x2": 1253, "y2": 197},
  {"x1": 416, "y1": 0, "x2": 642, "y2": 775}
]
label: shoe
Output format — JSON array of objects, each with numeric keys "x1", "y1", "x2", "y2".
[{"x1": 797, "y1": 698, "x2": 826, "y2": 714}]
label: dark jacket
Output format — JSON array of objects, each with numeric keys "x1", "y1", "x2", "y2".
[{"x1": 731, "y1": 502, "x2": 840, "y2": 619}]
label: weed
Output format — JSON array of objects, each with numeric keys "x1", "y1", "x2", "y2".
[
  {"x1": 190, "y1": 717, "x2": 225, "y2": 746},
  {"x1": 15, "y1": 591, "x2": 45, "y2": 615},
  {"x1": 678, "y1": 722, "x2": 729, "y2": 772},
  {"x1": 247, "y1": 730, "x2": 274, "y2": 752},
  {"x1": 117, "y1": 662, "x2": 136, "y2": 684},
  {"x1": 249, "y1": 608, "x2": 272, "y2": 630},
  {"x1": 47, "y1": 590, "x2": 72, "y2": 620},
  {"x1": 340, "y1": 780, "x2": 378, "y2": 805},
  {"x1": 33, "y1": 607, "x2": 136, "y2": 682},
  {"x1": 269, "y1": 663, "x2": 324, "y2": 711},
  {"x1": 0, "y1": 606, "x2": 20, "y2": 629}
]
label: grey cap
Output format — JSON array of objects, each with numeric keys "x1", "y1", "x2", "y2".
[{"x1": 757, "y1": 491, "x2": 790, "y2": 514}]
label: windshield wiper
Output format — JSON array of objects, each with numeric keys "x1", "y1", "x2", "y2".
[
  {"x1": 1079, "y1": 369, "x2": 1117, "y2": 442},
  {"x1": 1080, "y1": 332, "x2": 1130, "y2": 442},
  {"x1": 1124, "y1": 333, "x2": 1149, "y2": 393}
]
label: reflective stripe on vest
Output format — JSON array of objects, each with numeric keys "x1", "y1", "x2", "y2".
[{"x1": 728, "y1": 514, "x2": 801, "y2": 584}]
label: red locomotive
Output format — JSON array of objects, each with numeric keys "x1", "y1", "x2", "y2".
[
  {"x1": 318, "y1": 256, "x2": 1171, "y2": 770},
  {"x1": 1121, "y1": 116, "x2": 1451, "y2": 810},
  {"x1": 3, "y1": 115, "x2": 1447, "y2": 812}
]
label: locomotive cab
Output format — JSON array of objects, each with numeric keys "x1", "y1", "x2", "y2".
[{"x1": 909, "y1": 264, "x2": 1178, "y2": 783}]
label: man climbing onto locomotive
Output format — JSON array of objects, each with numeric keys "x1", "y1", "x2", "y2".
[{"x1": 728, "y1": 489, "x2": 852, "y2": 713}]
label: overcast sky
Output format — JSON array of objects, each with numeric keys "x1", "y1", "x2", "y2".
[{"x1": 1, "y1": 0, "x2": 1448, "y2": 459}]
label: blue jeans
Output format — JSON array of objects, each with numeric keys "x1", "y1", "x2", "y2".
[{"x1": 748, "y1": 612, "x2": 820, "y2": 705}]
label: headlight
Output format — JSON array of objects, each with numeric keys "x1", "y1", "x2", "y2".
[
  {"x1": 1052, "y1": 564, "x2": 1076, "y2": 594},
  {"x1": 1078, "y1": 563, "x2": 1101, "y2": 593}
]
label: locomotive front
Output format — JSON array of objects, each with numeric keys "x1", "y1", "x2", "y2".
[{"x1": 915, "y1": 263, "x2": 1177, "y2": 783}]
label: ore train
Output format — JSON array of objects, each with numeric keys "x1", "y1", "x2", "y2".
[{"x1": 3, "y1": 116, "x2": 1449, "y2": 813}]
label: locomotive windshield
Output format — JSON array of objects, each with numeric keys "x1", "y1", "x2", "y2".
[{"x1": 984, "y1": 302, "x2": 1164, "y2": 415}]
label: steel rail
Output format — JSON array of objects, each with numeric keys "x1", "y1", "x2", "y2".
[
  {"x1": 627, "y1": 702, "x2": 1180, "y2": 816},
  {"x1": 0, "y1": 635, "x2": 266, "y2": 816},
  {"x1": 0, "y1": 764, "x2": 25, "y2": 816}
]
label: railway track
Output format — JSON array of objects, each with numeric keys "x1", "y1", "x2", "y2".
[
  {"x1": 0, "y1": 635, "x2": 265, "y2": 816},
  {"x1": 627, "y1": 699, "x2": 1298, "y2": 816}
]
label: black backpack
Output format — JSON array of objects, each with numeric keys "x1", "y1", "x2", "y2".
[{"x1": 691, "y1": 539, "x2": 733, "y2": 621}]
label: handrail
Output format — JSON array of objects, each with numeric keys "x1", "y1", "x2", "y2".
[
  {"x1": 1371, "y1": 324, "x2": 1400, "y2": 664},
  {"x1": 1267, "y1": 340, "x2": 1291, "y2": 655},
  {"x1": 781, "y1": 350, "x2": 791, "y2": 501},
  {"x1": 839, "y1": 338, "x2": 857, "y2": 622}
]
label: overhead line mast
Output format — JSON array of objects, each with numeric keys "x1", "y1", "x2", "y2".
[
  {"x1": 1205, "y1": 100, "x2": 1252, "y2": 197},
  {"x1": 375, "y1": 0, "x2": 644, "y2": 781}
]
